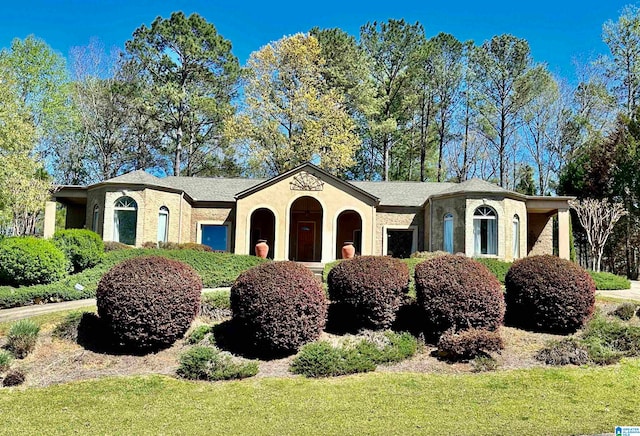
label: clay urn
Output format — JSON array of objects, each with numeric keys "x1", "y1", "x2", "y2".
[
  {"x1": 255, "y1": 239, "x2": 269, "y2": 258},
  {"x1": 341, "y1": 241, "x2": 355, "y2": 259}
]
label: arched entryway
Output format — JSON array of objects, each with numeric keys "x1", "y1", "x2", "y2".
[
  {"x1": 289, "y1": 196, "x2": 323, "y2": 262},
  {"x1": 336, "y1": 210, "x2": 362, "y2": 259},
  {"x1": 249, "y1": 208, "x2": 276, "y2": 259}
]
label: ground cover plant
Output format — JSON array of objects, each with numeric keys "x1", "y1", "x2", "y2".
[
  {"x1": 437, "y1": 328, "x2": 504, "y2": 361},
  {"x1": 0, "y1": 249, "x2": 266, "y2": 309},
  {"x1": 612, "y1": 302, "x2": 638, "y2": 320},
  {"x1": 505, "y1": 255, "x2": 596, "y2": 333},
  {"x1": 176, "y1": 346, "x2": 258, "y2": 381},
  {"x1": 327, "y1": 256, "x2": 409, "y2": 329},
  {"x1": 474, "y1": 258, "x2": 512, "y2": 284},
  {"x1": 97, "y1": 256, "x2": 202, "y2": 350},
  {"x1": 589, "y1": 270, "x2": 631, "y2": 290}
]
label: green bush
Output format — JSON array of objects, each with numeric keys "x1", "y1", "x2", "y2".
[
  {"x1": 0, "y1": 237, "x2": 69, "y2": 287},
  {"x1": 7, "y1": 319, "x2": 40, "y2": 358},
  {"x1": 589, "y1": 271, "x2": 631, "y2": 290},
  {"x1": 0, "y1": 350, "x2": 12, "y2": 372},
  {"x1": 97, "y1": 256, "x2": 202, "y2": 350},
  {"x1": 290, "y1": 331, "x2": 418, "y2": 378},
  {"x1": 0, "y1": 249, "x2": 266, "y2": 309},
  {"x1": 186, "y1": 325, "x2": 213, "y2": 345},
  {"x1": 580, "y1": 314, "x2": 640, "y2": 365},
  {"x1": 474, "y1": 258, "x2": 512, "y2": 284},
  {"x1": 535, "y1": 338, "x2": 589, "y2": 366},
  {"x1": 470, "y1": 355, "x2": 498, "y2": 372},
  {"x1": 177, "y1": 346, "x2": 258, "y2": 381},
  {"x1": 612, "y1": 302, "x2": 638, "y2": 321},
  {"x1": 52, "y1": 229, "x2": 104, "y2": 273}
]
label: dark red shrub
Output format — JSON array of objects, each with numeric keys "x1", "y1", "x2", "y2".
[
  {"x1": 437, "y1": 328, "x2": 504, "y2": 360},
  {"x1": 415, "y1": 255, "x2": 505, "y2": 335},
  {"x1": 2, "y1": 369, "x2": 26, "y2": 387},
  {"x1": 231, "y1": 261, "x2": 326, "y2": 355},
  {"x1": 327, "y1": 256, "x2": 409, "y2": 330},
  {"x1": 505, "y1": 255, "x2": 595, "y2": 334},
  {"x1": 97, "y1": 256, "x2": 202, "y2": 350}
]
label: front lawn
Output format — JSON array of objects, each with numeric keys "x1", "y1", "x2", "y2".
[{"x1": 0, "y1": 362, "x2": 638, "y2": 435}]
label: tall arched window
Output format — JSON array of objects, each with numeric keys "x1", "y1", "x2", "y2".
[
  {"x1": 473, "y1": 206, "x2": 497, "y2": 256},
  {"x1": 443, "y1": 213, "x2": 454, "y2": 253},
  {"x1": 158, "y1": 206, "x2": 169, "y2": 243},
  {"x1": 512, "y1": 214, "x2": 520, "y2": 259},
  {"x1": 92, "y1": 205, "x2": 100, "y2": 233},
  {"x1": 113, "y1": 196, "x2": 137, "y2": 245}
]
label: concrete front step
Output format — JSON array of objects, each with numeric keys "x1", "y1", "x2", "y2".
[{"x1": 297, "y1": 262, "x2": 325, "y2": 278}]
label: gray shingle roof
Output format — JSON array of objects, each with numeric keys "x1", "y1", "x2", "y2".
[
  {"x1": 98, "y1": 171, "x2": 521, "y2": 206},
  {"x1": 350, "y1": 181, "x2": 456, "y2": 206}
]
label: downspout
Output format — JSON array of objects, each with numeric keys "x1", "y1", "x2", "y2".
[
  {"x1": 428, "y1": 197, "x2": 433, "y2": 252},
  {"x1": 178, "y1": 192, "x2": 184, "y2": 244}
]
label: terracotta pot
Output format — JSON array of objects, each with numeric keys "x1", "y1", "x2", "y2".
[
  {"x1": 341, "y1": 241, "x2": 355, "y2": 259},
  {"x1": 255, "y1": 239, "x2": 269, "y2": 258}
]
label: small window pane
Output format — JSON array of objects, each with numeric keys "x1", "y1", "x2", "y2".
[
  {"x1": 158, "y1": 208, "x2": 169, "y2": 243},
  {"x1": 444, "y1": 214, "x2": 453, "y2": 253}
]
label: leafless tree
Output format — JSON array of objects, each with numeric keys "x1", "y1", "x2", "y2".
[{"x1": 570, "y1": 198, "x2": 628, "y2": 272}]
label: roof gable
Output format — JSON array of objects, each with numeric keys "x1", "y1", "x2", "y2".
[{"x1": 234, "y1": 163, "x2": 379, "y2": 204}]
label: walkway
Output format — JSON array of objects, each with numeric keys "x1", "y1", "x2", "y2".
[
  {"x1": 0, "y1": 288, "x2": 231, "y2": 323},
  {"x1": 596, "y1": 280, "x2": 640, "y2": 301}
]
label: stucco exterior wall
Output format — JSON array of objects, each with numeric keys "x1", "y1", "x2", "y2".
[
  {"x1": 464, "y1": 196, "x2": 527, "y2": 261},
  {"x1": 527, "y1": 212, "x2": 554, "y2": 256},
  {"x1": 375, "y1": 207, "x2": 424, "y2": 255},
  {"x1": 235, "y1": 173, "x2": 376, "y2": 262},
  {"x1": 429, "y1": 197, "x2": 466, "y2": 253}
]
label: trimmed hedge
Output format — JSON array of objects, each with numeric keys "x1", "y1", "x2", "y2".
[
  {"x1": 415, "y1": 255, "x2": 505, "y2": 335},
  {"x1": 0, "y1": 237, "x2": 69, "y2": 287},
  {"x1": 327, "y1": 256, "x2": 409, "y2": 329},
  {"x1": 52, "y1": 229, "x2": 104, "y2": 273},
  {"x1": 474, "y1": 258, "x2": 512, "y2": 284},
  {"x1": 97, "y1": 256, "x2": 202, "y2": 350},
  {"x1": 231, "y1": 261, "x2": 326, "y2": 355},
  {"x1": 589, "y1": 271, "x2": 631, "y2": 290},
  {"x1": 0, "y1": 249, "x2": 266, "y2": 309},
  {"x1": 505, "y1": 255, "x2": 596, "y2": 334}
]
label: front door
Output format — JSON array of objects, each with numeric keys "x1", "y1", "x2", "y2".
[{"x1": 297, "y1": 221, "x2": 315, "y2": 261}]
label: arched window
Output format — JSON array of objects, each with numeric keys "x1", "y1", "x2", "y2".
[
  {"x1": 113, "y1": 196, "x2": 137, "y2": 245},
  {"x1": 92, "y1": 205, "x2": 100, "y2": 233},
  {"x1": 158, "y1": 206, "x2": 169, "y2": 243},
  {"x1": 512, "y1": 214, "x2": 520, "y2": 259},
  {"x1": 443, "y1": 213, "x2": 454, "y2": 253},
  {"x1": 473, "y1": 206, "x2": 497, "y2": 256}
]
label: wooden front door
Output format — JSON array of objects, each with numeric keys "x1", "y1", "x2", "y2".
[{"x1": 297, "y1": 221, "x2": 315, "y2": 261}]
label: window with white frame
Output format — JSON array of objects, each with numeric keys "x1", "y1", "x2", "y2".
[
  {"x1": 444, "y1": 213, "x2": 454, "y2": 253},
  {"x1": 113, "y1": 196, "x2": 137, "y2": 245},
  {"x1": 158, "y1": 206, "x2": 169, "y2": 243},
  {"x1": 473, "y1": 206, "x2": 497, "y2": 256},
  {"x1": 512, "y1": 214, "x2": 520, "y2": 259},
  {"x1": 200, "y1": 224, "x2": 228, "y2": 251}
]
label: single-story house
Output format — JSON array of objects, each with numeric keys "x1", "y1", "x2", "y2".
[{"x1": 45, "y1": 162, "x2": 573, "y2": 263}]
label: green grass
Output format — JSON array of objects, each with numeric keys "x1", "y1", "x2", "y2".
[
  {"x1": 0, "y1": 250, "x2": 265, "y2": 308},
  {"x1": 0, "y1": 361, "x2": 639, "y2": 435},
  {"x1": 589, "y1": 271, "x2": 631, "y2": 290}
]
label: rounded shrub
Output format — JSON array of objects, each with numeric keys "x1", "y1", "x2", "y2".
[
  {"x1": 505, "y1": 255, "x2": 596, "y2": 333},
  {"x1": 96, "y1": 256, "x2": 202, "y2": 350},
  {"x1": 230, "y1": 261, "x2": 327, "y2": 355},
  {"x1": 52, "y1": 229, "x2": 104, "y2": 273},
  {"x1": 437, "y1": 328, "x2": 504, "y2": 361},
  {"x1": 0, "y1": 237, "x2": 69, "y2": 286},
  {"x1": 415, "y1": 255, "x2": 505, "y2": 335},
  {"x1": 327, "y1": 256, "x2": 410, "y2": 329}
]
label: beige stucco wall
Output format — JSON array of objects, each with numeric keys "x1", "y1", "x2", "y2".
[
  {"x1": 99, "y1": 187, "x2": 191, "y2": 246},
  {"x1": 429, "y1": 197, "x2": 466, "y2": 253},
  {"x1": 235, "y1": 173, "x2": 376, "y2": 262},
  {"x1": 375, "y1": 207, "x2": 424, "y2": 256},
  {"x1": 464, "y1": 196, "x2": 527, "y2": 261}
]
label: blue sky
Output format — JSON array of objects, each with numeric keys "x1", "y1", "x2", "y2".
[{"x1": 0, "y1": 0, "x2": 634, "y2": 80}]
